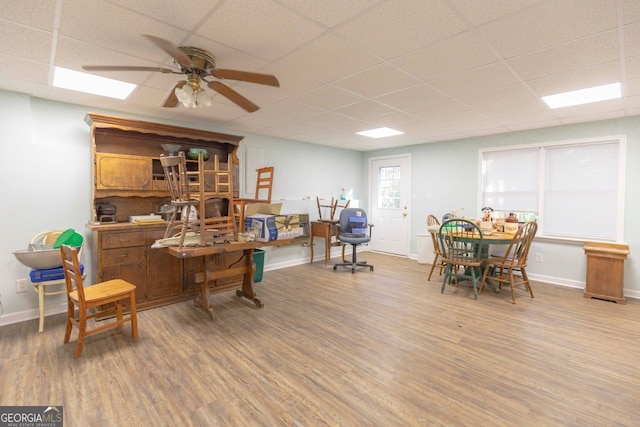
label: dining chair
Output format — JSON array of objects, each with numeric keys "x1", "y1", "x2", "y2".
[
  {"x1": 438, "y1": 218, "x2": 484, "y2": 299},
  {"x1": 160, "y1": 152, "x2": 200, "y2": 247},
  {"x1": 426, "y1": 214, "x2": 446, "y2": 281},
  {"x1": 233, "y1": 166, "x2": 274, "y2": 232},
  {"x1": 479, "y1": 221, "x2": 538, "y2": 304},
  {"x1": 60, "y1": 244, "x2": 138, "y2": 357}
]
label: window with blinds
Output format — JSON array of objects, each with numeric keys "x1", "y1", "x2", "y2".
[{"x1": 479, "y1": 135, "x2": 626, "y2": 242}]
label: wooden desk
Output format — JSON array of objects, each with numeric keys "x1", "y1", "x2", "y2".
[
  {"x1": 309, "y1": 221, "x2": 346, "y2": 266},
  {"x1": 165, "y1": 240, "x2": 284, "y2": 320}
]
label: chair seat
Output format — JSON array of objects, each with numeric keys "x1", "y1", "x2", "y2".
[
  {"x1": 339, "y1": 234, "x2": 371, "y2": 244},
  {"x1": 69, "y1": 279, "x2": 136, "y2": 304}
]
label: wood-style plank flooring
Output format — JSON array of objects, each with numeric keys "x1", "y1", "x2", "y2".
[{"x1": 1, "y1": 252, "x2": 639, "y2": 426}]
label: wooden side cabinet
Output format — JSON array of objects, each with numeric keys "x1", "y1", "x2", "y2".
[
  {"x1": 92, "y1": 227, "x2": 184, "y2": 309},
  {"x1": 583, "y1": 242, "x2": 630, "y2": 304}
]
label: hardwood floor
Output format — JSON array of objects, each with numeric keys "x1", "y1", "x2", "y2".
[{"x1": 1, "y1": 252, "x2": 639, "y2": 426}]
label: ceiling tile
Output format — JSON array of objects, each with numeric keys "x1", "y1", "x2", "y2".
[
  {"x1": 333, "y1": 63, "x2": 421, "y2": 98},
  {"x1": 337, "y1": 0, "x2": 468, "y2": 60},
  {"x1": 197, "y1": 0, "x2": 324, "y2": 61},
  {"x1": 477, "y1": 0, "x2": 618, "y2": 59},
  {"x1": 507, "y1": 31, "x2": 620, "y2": 82},
  {"x1": 429, "y1": 63, "x2": 520, "y2": 98},
  {"x1": 392, "y1": 30, "x2": 501, "y2": 81}
]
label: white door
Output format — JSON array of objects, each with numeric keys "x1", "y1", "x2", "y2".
[{"x1": 369, "y1": 155, "x2": 411, "y2": 256}]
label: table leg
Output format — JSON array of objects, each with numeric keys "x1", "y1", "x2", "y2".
[
  {"x1": 309, "y1": 234, "x2": 315, "y2": 264},
  {"x1": 195, "y1": 255, "x2": 217, "y2": 321},
  {"x1": 235, "y1": 248, "x2": 263, "y2": 308},
  {"x1": 324, "y1": 233, "x2": 330, "y2": 266},
  {"x1": 37, "y1": 285, "x2": 45, "y2": 333}
]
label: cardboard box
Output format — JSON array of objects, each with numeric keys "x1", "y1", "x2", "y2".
[
  {"x1": 274, "y1": 214, "x2": 309, "y2": 240},
  {"x1": 245, "y1": 203, "x2": 282, "y2": 216},
  {"x1": 245, "y1": 214, "x2": 278, "y2": 242}
]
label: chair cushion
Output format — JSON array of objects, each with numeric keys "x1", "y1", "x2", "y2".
[{"x1": 339, "y1": 235, "x2": 371, "y2": 245}]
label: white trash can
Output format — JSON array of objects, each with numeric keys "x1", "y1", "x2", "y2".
[{"x1": 417, "y1": 233, "x2": 432, "y2": 264}]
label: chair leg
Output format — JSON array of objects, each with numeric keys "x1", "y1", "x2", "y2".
[
  {"x1": 116, "y1": 301, "x2": 124, "y2": 327},
  {"x1": 521, "y1": 267, "x2": 534, "y2": 299},
  {"x1": 75, "y1": 319, "x2": 86, "y2": 358},
  {"x1": 428, "y1": 254, "x2": 438, "y2": 281},
  {"x1": 130, "y1": 292, "x2": 138, "y2": 339},
  {"x1": 470, "y1": 266, "x2": 479, "y2": 300},
  {"x1": 441, "y1": 264, "x2": 452, "y2": 293},
  {"x1": 64, "y1": 301, "x2": 73, "y2": 344},
  {"x1": 509, "y1": 269, "x2": 517, "y2": 304}
]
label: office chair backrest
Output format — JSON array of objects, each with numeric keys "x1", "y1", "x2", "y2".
[{"x1": 338, "y1": 208, "x2": 368, "y2": 234}]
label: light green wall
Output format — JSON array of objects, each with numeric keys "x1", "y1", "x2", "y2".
[{"x1": 365, "y1": 116, "x2": 640, "y2": 296}]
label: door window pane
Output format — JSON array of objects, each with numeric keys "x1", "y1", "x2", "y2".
[{"x1": 378, "y1": 166, "x2": 401, "y2": 209}]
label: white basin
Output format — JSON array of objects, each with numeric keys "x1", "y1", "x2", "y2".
[{"x1": 13, "y1": 248, "x2": 63, "y2": 270}]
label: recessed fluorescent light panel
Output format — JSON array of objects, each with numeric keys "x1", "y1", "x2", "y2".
[
  {"x1": 53, "y1": 66, "x2": 136, "y2": 100},
  {"x1": 356, "y1": 127, "x2": 404, "y2": 138},
  {"x1": 542, "y1": 82, "x2": 621, "y2": 109}
]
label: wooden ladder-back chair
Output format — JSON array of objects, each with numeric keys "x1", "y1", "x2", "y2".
[
  {"x1": 187, "y1": 152, "x2": 238, "y2": 246},
  {"x1": 234, "y1": 166, "x2": 275, "y2": 232},
  {"x1": 426, "y1": 214, "x2": 446, "y2": 281},
  {"x1": 160, "y1": 152, "x2": 200, "y2": 248},
  {"x1": 480, "y1": 221, "x2": 538, "y2": 304},
  {"x1": 438, "y1": 218, "x2": 485, "y2": 300},
  {"x1": 60, "y1": 244, "x2": 138, "y2": 357}
]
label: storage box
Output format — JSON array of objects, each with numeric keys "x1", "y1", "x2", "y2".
[
  {"x1": 245, "y1": 214, "x2": 278, "y2": 242},
  {"x1": 274, "y1": 214, "x2": 309, "y2": 240},
  {"x1": 30, "y1": 264, "x2": 84, "y2": 282}
]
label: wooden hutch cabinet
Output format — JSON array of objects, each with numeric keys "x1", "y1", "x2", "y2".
[{"x1": 85, "y1": 113, "x2": 244, "y2": 310}]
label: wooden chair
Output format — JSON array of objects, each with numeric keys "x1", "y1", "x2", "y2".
[
  {"x1": 426, "y1": 214, "x2": 446, "y2": 281},
  {"x1": 480, "y1": 221, "x2": 538, "y2": 304},
  {"x1": 438, "y1": 218, "x2": 484, "y2": 300},
  {"x1": 234, "y1": 166, "x2": 274, "y2": 232},
  {"x1": 160, "y1": 152, "x2": 199, "y2": 247},
  {"x1": 60, "y1": 244, "x2": 138, "y2": 358},
  {"x1": 187, "y1": 153, "x2": 238, "y2": 246}
]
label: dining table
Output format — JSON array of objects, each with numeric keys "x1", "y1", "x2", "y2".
[{"x1": 432, "y1": 225, "x2": 517, "y2": 292}]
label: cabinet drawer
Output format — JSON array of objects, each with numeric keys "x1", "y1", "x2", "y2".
[
  {"x1": 101, "y1": 246, "x2": 146, "y2": 266},
  {"x1": 102, "y1": 231, "x2": 145, "y2": 249}
]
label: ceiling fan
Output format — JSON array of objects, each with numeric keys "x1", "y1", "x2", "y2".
[{"x1": 82, "y1": 35, "x2": 279, "y2": 112}]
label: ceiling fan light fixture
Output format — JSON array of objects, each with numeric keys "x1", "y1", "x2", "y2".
[{"x1": 175, "y1": 85, "x2": 212, "y2": 108}]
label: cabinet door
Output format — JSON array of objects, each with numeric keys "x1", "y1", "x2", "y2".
[
  {"x1": 145, "y1": 230, "x2": 182, "y2": 300},
  {"x1": 101, "y1": 246, "x2": 146, "y2": 303},
  {"x1": 96, "y1": 153, "x2": 152, "y2": 190}
]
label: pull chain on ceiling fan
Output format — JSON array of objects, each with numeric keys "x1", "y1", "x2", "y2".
[{"x1": 82, "y1": 34, "x2": 279, "y2": 112}]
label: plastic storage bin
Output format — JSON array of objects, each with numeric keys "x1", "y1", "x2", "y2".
[{"x1": 253, "y1": 249, "x2": 265, "y2": 283}]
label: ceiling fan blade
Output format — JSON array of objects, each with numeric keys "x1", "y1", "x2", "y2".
[
  {"x1": 207, "y1": 81, "x2": 259, "y2": 112},
  {"x1": 142, "y1": 34, "x2": 192, "y2": 68},
  {"x1": 211, "y1": 69, "x2": 280, "y2": 87},
  {"x1": 162, "y1": 81, "x2": 188, "y2": 107},
  {"x1": 82, "y1": 65, "x2": 175, "y2": 73}
]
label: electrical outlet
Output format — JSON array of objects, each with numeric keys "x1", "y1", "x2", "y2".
[
  {"x1": 535, "y1": 253, "x2": 543, "y2": 263},
  {"x1": 16, "y1": 278, "x2": 28, "y2": 293}
]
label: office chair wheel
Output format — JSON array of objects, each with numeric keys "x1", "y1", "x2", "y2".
[
  {"x1": 333, "y1": 265, "x2": 337, "y2": 270},
  {"x1": 369, "y1": 266, "x2": 374, "y2": 271}
]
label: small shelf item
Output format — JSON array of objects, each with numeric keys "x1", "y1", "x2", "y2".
[{"x1": 161, "y1": 144, "x2": 181, "y2": 155}]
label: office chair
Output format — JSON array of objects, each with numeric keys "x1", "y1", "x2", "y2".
[{"x1": 333, "y1": 208, "x2": 374, "y2": 273}]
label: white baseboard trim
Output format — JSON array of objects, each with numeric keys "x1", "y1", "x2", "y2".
[{"x1": 0, "y1": 302, "x2": 67, "y2": 329}]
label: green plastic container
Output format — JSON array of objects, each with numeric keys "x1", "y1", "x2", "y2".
[{"x1": 253, "y1": 249, "x2": 265, "y2": 283}]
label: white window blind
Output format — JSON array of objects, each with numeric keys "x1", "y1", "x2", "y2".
[
  {"x1": 482, "y1": 148, "x2": 538, "y2": 212},
  {"x1": 480, "y1": 136, "x2": 625, "y2": 242},
  {"x1": 544, "y1": 142, "x2": 619, "y2": 240}
]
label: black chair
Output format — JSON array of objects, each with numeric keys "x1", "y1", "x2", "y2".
[{"x1": 333, "y1": 208, "x2": 374, "y2": 273}]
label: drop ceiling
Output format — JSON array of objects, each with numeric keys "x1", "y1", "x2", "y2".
[{"x1": 1, "y1": 0, "x2": 639, "y2": 151}]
